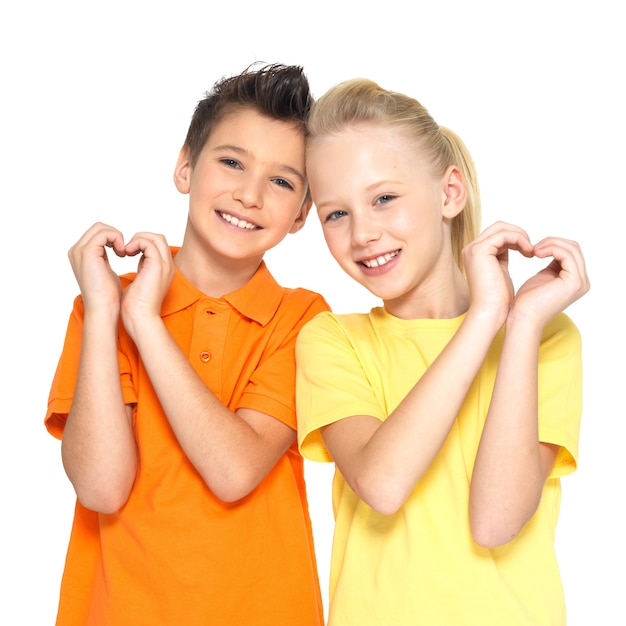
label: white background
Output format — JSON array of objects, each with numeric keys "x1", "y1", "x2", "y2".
[{"x1": 1, "y1": 1, "x2": 623, "y2": 624}]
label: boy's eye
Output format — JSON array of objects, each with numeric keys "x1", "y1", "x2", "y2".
[
  {"x1": 220, "y1": 158, "x2": 242, "y2": 169},
  {"x1": 273, "y1": 178, "x2": 295, "y2": 191}
]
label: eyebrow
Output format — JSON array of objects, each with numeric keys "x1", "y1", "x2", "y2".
[
  {"x1": 314, "y1": 179, "x2": 402, "y2": 211},
  {"x1": 314, "y1": 199, "x2": 337, "y2": 211},
  {"x1": 213, "y1": 144, "x2": 306, "y2": 184},
  {"x1": 365, "y1": 179, "x2": 402, "y2": 193}
]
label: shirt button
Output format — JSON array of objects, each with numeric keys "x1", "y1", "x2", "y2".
[{"x1": 200, "y1": 351, "x2": 211, "y2": 362}]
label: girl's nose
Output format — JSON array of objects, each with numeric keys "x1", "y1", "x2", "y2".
[{"x1": 351, "y1": 212, "x2": 381, "y2": 247}]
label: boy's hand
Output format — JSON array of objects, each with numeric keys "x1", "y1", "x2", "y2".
[
  {"x1": 462, "y1": 221, "x2": 535, "y2": 327},
  {"x1": 120, "y1": 232, "x2": 175, "y2": 339},
  {"x1": 68, "y1": 222, "x2": 126, "y2": 314},
  {"x1": 511, "y1": 236, "x2": 590, "y2": 324}
]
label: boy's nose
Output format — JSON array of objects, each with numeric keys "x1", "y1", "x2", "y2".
[{"x1": 233, "y1": 174, "x2": 264, "y2": 209}]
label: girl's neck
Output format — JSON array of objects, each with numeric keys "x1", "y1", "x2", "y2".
[{"x1": 384, "y1": 270, "x2": 469, "y2": 320}]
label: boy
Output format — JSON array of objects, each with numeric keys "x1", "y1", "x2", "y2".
[{"x1": 45, "y1": 63, "x2": 328, "y2": 626}]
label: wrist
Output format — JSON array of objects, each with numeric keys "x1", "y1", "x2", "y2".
[
  {"x1": 464, "y1": 303, "x2": 508, "y2": 334},
  {"x1": 121, "y1": 310, "x2": 165, "y2": 344},
  {"x1": 504, "y1": 307, "x2": 545, "y2": 341},
  {"x1": 82, "y1": 303, "x2": 121, "y2": 327}
]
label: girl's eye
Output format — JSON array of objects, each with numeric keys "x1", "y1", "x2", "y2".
[
  {"x1": 375, "y1": 194, "x2": 395, "y2": 205},
  {"x1": 220, "y1": 158, "x2": 241, "y2": 169},
  {"x1": 325, "y1": 210, "x2": 348, "y2": 222},
  {"x1": 273, "y1": 178, "x2": 295, "y2": 191}
]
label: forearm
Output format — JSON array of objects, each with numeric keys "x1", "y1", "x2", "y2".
[
  {"x1": 469, "y1": 312, "x2": 548, "y2": 547},
  {"x1": 338, "y1": 309, "x2": 503, "y2": 514},
  {"x1": 62, "y1": 312, "x2": 137, "y2": 513},
  {"x1": 132, "y1": 317, "x2": 291, "y2": 501}
]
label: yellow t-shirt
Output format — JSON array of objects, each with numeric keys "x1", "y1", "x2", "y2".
[{"x1": 296, "y1": 307, "x2": 582, "y2": 626}]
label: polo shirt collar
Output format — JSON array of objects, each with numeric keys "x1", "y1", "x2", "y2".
[
  {"x1": 223, "y1": 261, "x2": 283, "y2": 326},
  {"x1": 161, "y1": 251, "x2": 282, "y2": 327}
]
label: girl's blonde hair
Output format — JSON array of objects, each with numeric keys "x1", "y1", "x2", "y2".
[{"x1": 307, "y1": 79, "x2": 481, "y2": 271}]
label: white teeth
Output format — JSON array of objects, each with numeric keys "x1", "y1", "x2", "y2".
[
  {"x1": 219, "y1": 212, "x2": 258, "y2": 230},
  {"x1": 361, "y1": 250, "x2": 398, "y2": 268}
]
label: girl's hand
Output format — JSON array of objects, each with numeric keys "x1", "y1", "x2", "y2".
[
  {"x1": 462, "y1": 221, "x2": 535, "y2": 327},
  {"x1": 120, "y1": 232, "x2": 175, "y2": 340},
  {"x1": 511, "y1": 236, "x2": 590, "y2": 324},
  {"x1": 67, "y1": 222, "x2": 126, "y2": 313}
]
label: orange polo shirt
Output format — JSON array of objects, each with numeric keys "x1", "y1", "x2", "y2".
[{"x1": 46, "y1": 257, "x2": 329, "y2": 626}]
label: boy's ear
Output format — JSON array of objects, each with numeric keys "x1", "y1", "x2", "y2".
[
  {"x1": 441, "y1": 165, "x2": 467, "y2": 219},
  {"x1": 288, "y1": 197, "x2": 313, "y2": 234},
  {"x1": 173, "y1": 146, "x2": 192, "y2": 194}
]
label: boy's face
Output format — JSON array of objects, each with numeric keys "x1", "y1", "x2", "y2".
[{"x1": 174, "y1": 108, "x2": 310, "y2": 268}]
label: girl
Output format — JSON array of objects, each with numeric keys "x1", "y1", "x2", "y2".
[{"x1": 296, "y1": 79, "x2": 589, "y2": 625}]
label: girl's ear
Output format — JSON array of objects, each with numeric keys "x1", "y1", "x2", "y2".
[
  {"x1": 441, "y1": 165, "x2": 467, "y2": 219},
  {"x1": 173, "y1": 146, "x2": 192, "y2": 194}
]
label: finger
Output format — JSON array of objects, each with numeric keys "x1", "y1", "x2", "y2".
[
  {"x1": 533, "y1": 237, "x2": 585, "y2": 263},
  {"x1": 533, "y1": 238, "x2": 586, "y2": 274},
  {"x1": 70, "y1": 222, "x2": 127, "y2": 258},
  {"x1": 465, "y1": 222, "x2": 534, "y2": 259},
  {"x1": 533, "y1": 238, "x2": 590, "y2": 294},
  {"x1": 125, "y1": 232, "x2": 171, "y2": 260}
]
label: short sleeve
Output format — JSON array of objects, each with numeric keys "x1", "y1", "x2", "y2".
[
  {"x1": 537, "y1": 313, "x2": 584, "y2": 477},
  {"x1": 295, "y1": 312, "x2": 385, "y2": 462},
  {"x1": 238, "y1": 291, "x2": 330, "y2": 429},
  {"x1": 45, "y1": 295, "x2": 137, "y2": 439}
]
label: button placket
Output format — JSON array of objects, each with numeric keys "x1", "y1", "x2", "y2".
[
  {"x1": 198, "y1": 308, "x2": 215, "y2": 363},
  {"x1": 191, "y1": 301, "x2": 228, "y2": 377}
]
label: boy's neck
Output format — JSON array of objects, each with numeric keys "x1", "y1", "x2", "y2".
[{"x1": 173, "y1": 245, "x2": 263, "y2": 298}]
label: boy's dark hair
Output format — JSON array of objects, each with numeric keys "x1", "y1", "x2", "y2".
[{"x1": 184, "y1": 63, "x2": 313, "y2": 167}]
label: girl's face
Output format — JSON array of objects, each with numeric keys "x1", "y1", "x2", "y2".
[{"x1": 307, "y1": 123, "x2": 466, "y2": 319}]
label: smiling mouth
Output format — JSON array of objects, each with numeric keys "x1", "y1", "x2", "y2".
[
  {"x1": 218, "y1": 211, "x2": 260, "y2": 230},
  {"x1": 360, "y1": 250, "x2": 399, "y2": 268}
]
